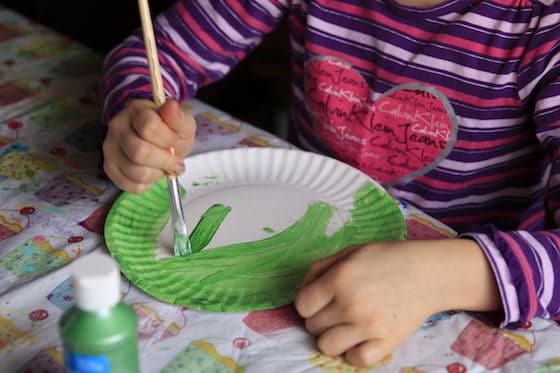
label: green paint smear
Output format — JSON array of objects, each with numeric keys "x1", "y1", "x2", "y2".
[
  {"x1": 105, "y1": 179, "x2": 406, "y2": 312},
  {"x1": 192, "y1": 177, "x2": 220, "y2": 187},
  {"x1": 262, "y1": 227, "x2": 275, "y2": 234},
  {"x1": 189, "y1": 204, "x2": 231, "y2": 253}
]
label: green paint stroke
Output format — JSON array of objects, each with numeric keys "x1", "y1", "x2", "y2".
[
  {"x1": 189, "y1": 204, "x2": 231, "y2": 253},
  {"x1": 105, "y1": 180, "x2": 406, "y2": 312},
  {"x1": 262, "y1": 227, "x2": 275, "y2": 234}
]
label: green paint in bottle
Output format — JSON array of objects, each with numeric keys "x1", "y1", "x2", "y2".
[{"x1": 59, "y1": 252, "x2": 140, "y2": 373}]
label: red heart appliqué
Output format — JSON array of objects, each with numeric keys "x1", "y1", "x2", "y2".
[{"x1": 306, "y1": 57, "x2": 457, "y2": 185}]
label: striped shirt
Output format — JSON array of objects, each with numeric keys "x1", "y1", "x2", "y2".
[{"x1": 100, "y1": 0, "x2": 560, "y2": 328}]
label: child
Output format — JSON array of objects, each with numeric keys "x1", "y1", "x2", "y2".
[{"x1": 100, "y1": 0, "x2": 560, "y2": 367}]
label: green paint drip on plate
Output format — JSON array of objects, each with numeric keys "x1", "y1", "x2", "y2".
[
  {"x1": 192, "y1": 177, "x2": 219, "y2": 187},
  {"x1": 262, "y1": 227, "x2": 275, "y2": 234},
  {"x1": 105, "y1": 179, "x2": 406, "y2": 312}
]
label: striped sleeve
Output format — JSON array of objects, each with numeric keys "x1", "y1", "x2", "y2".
[
  {"x1": 99, "y1": 0, "x2": 287, "y2": 123},
  {"x1": 464, "y1": 6, "x2": 560, "y2": 328},
  {"x1": 466, "y1": 229, "x2": 560, "y2": 327}
]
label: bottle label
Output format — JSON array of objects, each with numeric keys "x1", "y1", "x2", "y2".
[{"x1": 65, "y1": 351, "x2": 110, "y2": 373}]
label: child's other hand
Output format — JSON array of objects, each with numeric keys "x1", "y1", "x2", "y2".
[
  {"x1": 103, "y1": 99, "x2": 196, "y2": 193},
  {"x1": 294, "y1": 239, "x2": 498, "y2": 368}
]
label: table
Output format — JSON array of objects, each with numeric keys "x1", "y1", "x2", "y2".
[{"x1": 1, "y1": 5, "x2": 559, "y2": 373}]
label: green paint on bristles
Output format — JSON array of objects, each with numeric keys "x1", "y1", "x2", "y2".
[{"x1": 173, "y1": 232, "x2": 192, "y2": 256}]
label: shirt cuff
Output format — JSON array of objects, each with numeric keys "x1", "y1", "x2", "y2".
[{"x1": 460, "y1": 231, "x2": 520, "y2": 328}]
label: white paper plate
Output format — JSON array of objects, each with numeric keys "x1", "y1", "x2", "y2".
[{"x1": 105, "y1": 148, "x2": 406, "y2": 311}]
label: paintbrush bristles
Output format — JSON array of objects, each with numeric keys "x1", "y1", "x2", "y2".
[{"x1": 173, "y1": 231, "x2": 192, "y2": 256}]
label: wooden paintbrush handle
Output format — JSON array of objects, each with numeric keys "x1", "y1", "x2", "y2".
[{"x1": 137, "y1": 0, "x2": 165, "y2": 106}]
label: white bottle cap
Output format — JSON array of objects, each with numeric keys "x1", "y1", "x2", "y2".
[{"x1": 71, "y1": 252, "x2": 121, "y2": 312}]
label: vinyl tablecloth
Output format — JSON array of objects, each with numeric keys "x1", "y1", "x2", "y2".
[{"x1": 1, "y1": 6, "x2": 560, "y2": 373}]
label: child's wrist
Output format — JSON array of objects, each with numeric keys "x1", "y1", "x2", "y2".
[{"x1": 433, "y1": 238, "x2": 501, "y2": 313}]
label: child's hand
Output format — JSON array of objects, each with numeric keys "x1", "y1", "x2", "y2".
[
  {"x1": 294, "y1": 239, "x2": 500, "y2": 368},
  {"x1": 103, "y1": 99, "x2": 196, "y2": 193}
]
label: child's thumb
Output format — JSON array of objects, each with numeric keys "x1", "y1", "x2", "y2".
[
  {"x1": 159, "y1": 99, "x2": 182, "y2": 129},
  {"x1": 159, "y1": 99, "x2": 196, "y2": 157}
]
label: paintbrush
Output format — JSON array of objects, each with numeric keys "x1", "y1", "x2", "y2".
[{"x1": 137, "y1": 0, "x2": 192, "y2": 256}]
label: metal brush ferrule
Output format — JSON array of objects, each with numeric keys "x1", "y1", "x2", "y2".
[{"x1": 167, "y1": 177, "x2": 186, "y2": 229}]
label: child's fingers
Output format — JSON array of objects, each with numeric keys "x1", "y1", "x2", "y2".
[
  {"x1": 304, "y1": 301, "x2": 341, "y2": 336},
  {"x1": 298, "y1": 245, "x2": 362, "y2": 288},
  {"x1": 113, "y1": 169, "x2": 154, "y2": 194},
  {"x1": 294, "y1": 275, "x2": 334, "y2": 318},
  {"x1": 119, "y1": 130, "x2": 185, "y2": 175},
  {"x1": 104, "y1": 135, "x2": 175, "y2": 192},
  {"x1": 106, "y1": 142, "x2": 163, "y2": 183},
  {"x1": 316, "y1": 324, "x2": 369, "y2": 358},
  {"x1": 344, "y1": 339, "x2": 393, "y2": 368},
  {"x1": 298, "y1": 257, "x2": 337, "y2": 289},
  {"x1": 115, "y1": 153, "x2": 165, "y2": 184},
  {"x1": 103, "y1": 155, "x2": 154, "y2": 194},
  {"x1": 130, "y1": 103, "x2": 184, "y2": 149}
]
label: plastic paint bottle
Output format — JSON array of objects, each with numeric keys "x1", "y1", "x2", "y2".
[{"x1": 59, "y1": 252, "x2": 139, "y2": 373}]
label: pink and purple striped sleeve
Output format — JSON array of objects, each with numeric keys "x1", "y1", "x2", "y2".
[
  {"x1": 464, "y1": 38, "x2": 560, "y2": 328},
  {"x1": 467, "y1": 228, "x2": 560, "y2": 328},
  {"x1": 99, "y1": 0, "x2": 288, "y2": 124}
]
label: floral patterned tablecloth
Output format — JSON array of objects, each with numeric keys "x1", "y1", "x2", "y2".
[{"x1": 1, "y1": 6, "x2": 559, "y2": 373}]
